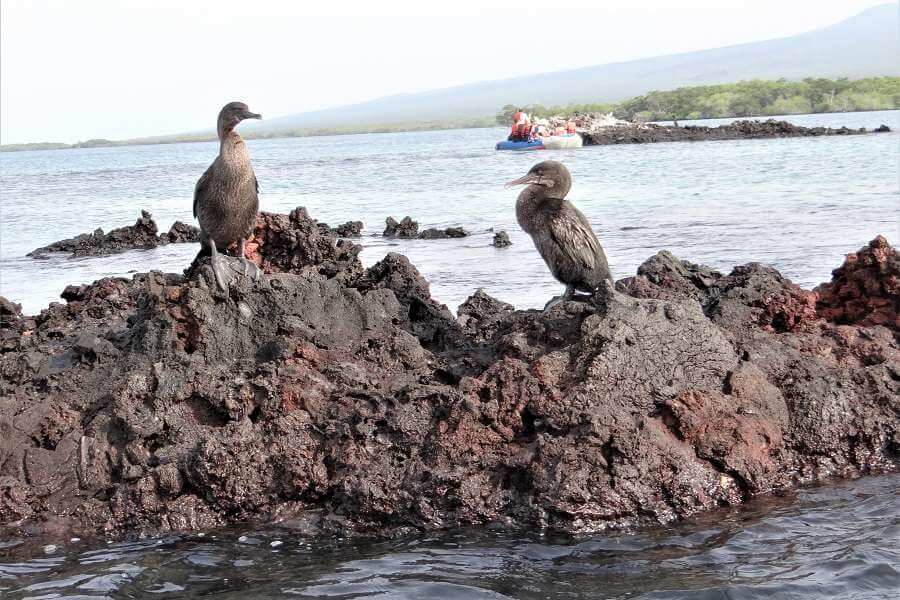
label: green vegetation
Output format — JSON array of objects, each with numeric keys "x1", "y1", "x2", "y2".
[
  {"x1": 495, "y1": 77, "x2": 900, "y2": 124},
  {"x1": 0, "y1": 142, "x2": 71, "y2": 152}
]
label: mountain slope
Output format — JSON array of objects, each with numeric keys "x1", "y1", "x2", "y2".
[{"x1": 249, "y1": 4, "x2": 899, "y2": 133}]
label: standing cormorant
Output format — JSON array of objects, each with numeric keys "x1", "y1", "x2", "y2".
[
  {"x1": 506, "y1": 160, "x2": 612, "y2": 310},
  {"x1": 193, "y1": 101, "x2": 262, "y2": 291}
]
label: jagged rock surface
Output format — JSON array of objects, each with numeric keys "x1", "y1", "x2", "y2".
[
  {"x1": 383, "y1": 217, "x2": 469, "y2": 240},
  {"x1": 815, "y1": 236, "x2": 899, "y2": 333},
  {"x1": 331, "y1": 221, "x2": 364, "y2": 238},
  {"x1": 242, "y1": 207, "x2": 362, "y2": 283},
  {"x1": 28, "y1": 211, "x2": 203, "y2": 259},
  {"x1": 28, "y1": 210, "x2": 162, "y2": 258},
  {"x1": 163, "y1": 221, "x2": 201, "y2": 243},
  {"x1": 1, "y1": 211, "x2": 897, "y2": 539},
  {"x1": 383, "y1": 216, "x2": 418, "y2": 239}
]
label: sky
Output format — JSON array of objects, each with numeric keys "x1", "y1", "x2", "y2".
[{"x1": 0, "y1": 0, "x2": 890, "y2": 144}]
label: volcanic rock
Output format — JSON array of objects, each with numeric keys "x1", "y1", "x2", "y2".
[
  {"x1": 583, "y1": 119, "x2": 880, "y2": 146},
  {"x1": 383, "y1": 216, "x2": 419, "y2": 238},
  {"x1": 28, "y1": 210, "x2": 162, "y2": 258},
  {"x1": 815, "y1": 236, "x2": 899, "y2": 333},
  {"x1": 163, "y1": 221, "x2": 201, "y2": 243},
  {"x1": 1, "y1": 212, "x2": 897, "y2": 539},
  {"x1": 331, "y1": 221, "x2": 364, "y2": 238},
  {"x1": 418, "y1": 227, "x2": 469, "y2": 239},
  {"x1": 28, "y1": 211, "x2": 205, "y2": 259},
  {"x1": 240, "y1": 207, "x2": 362, "y2": 283},
  {"x1": 492, "y1": 230, "x2": 512, "y2": 247}
]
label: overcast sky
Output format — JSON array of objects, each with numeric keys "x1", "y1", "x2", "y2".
[{"x1": 0, "y1": 0, "x2": 889, "y2": 144}]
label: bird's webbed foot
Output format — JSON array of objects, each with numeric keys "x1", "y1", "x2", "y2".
[
  {"x1": 240, "y1": 257, "x2": 262, "y2": 282},
  {"x1": 543, "y1": 285, "x2": 575, "y2": 312},
  {"x1": 543, "y1": 295, "x2": 564, "y2": 311},
  {"x1": 209, "y1": 243, "x2": 231, "y2": 292}
]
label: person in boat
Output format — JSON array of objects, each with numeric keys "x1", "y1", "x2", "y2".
[
  {"x1": 508, "y1": 108, "x2": 532, "y2": 142},
  {"x1": 509, "y1": 108, "x2": 524, "y2": 141},
  {"x1": 532, "y1": 119, "x2": 550, "y2": 139},
  {"x1": 565, "y1": 120, "x2": 576, "y2": 134}
]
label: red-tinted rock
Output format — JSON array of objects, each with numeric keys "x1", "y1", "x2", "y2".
[
  {"x1": 242, "y1": 207, "x2": 362, "y2": 282},
  {"x1": 816, "y1": 236, "x2": 899, "y2": 333}
]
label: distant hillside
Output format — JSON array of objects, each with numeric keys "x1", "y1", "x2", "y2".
[
  {"x1": 5, "y1": 77, "x2": 895, "y2": 153},
  {"x1": 245, "y1": 3, "x2": 898, "y2": 135},
  {"x1": 497, "y1": 77, "x2": 900, "y2": 123},
  {"x1": 2, "y1": 4, "x2": 897, "y2": 152}
]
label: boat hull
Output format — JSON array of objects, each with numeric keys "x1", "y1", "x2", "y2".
[
  {"x1": 496, "y1": 139, "x2": 545, "y2": 151},
  {"x1": 541, "y1": 134, "x2": 584, "y2": 149}
]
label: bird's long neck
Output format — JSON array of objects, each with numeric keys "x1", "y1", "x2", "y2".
[
  {"x1": 218, "y1": 129, "x2": 250, "y2": 167},
  {"x1": 515, "y1": 186, "x2": 547, "y2": 233}
]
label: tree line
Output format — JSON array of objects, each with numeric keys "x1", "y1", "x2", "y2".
[{"x1": 496, "y1": 77, "x2": 900, "y2": 124}]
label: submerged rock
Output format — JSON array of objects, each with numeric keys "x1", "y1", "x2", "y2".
[
  {"x1": 492, "y1": 230, "x2": 512, "y2": 247},
  {"x1": 383, "y1": 216, "x2": 419, "y2": 238},
  {"x1": 383, "y1": 217, "x2": 469, "y2": 240},
  {"x1": 418, "y1": 227, "x2": 469, "y2": 239},
  {"x1": 1, "y1": 211, "x2": 897, "y2": 538}
]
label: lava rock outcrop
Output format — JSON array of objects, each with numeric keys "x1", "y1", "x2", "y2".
[
  {"x1": 1, "y1": 208, "x2": 897, "y2": 538},
  {"x1": 583, "y1": 119, "x2": 885, "y2": 146},
  {"x1": 28, "y1": 211, "x2": 202, "y2": 258},
  {"x1": 383, "y1": 216, "x2": 419, "y2": 238}
]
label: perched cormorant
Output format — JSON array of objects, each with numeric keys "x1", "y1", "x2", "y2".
[
  {"x1": 193, "y1": 101, "x2": 262, "y2": 291},
  {"x1": 506, "y1": 160, "x2": 612, "y2": 310}
]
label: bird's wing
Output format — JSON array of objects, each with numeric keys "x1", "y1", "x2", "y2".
[
  {"x1": 547, "y1": 202, "x2": 603, "y2": 271},
  {"x1": 193, "y1": 165, "x2": 213, "y2": 218}
]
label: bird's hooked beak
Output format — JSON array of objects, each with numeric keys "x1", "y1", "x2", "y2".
[
  {"x1": 504, "y1": 173, "x2": 554, "y2": 189},
  {"x1": 243, "y1": 110, "x2": 262, "y2": 120}
]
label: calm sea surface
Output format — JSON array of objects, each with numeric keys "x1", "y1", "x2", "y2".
[
  {"x1": 0, "y1": 112, "x2": 898, "y2": 598},
  {"x1": 1, "y1": 111, "x2": 898, "y2": 315}
]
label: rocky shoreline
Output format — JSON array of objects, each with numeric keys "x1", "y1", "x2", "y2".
[
  {"x1": 581, "y1": 119, "x2": 891, "y2": 146},
  {"x1": 1, "y1": 207, "x2": 897, "y2": 539}
]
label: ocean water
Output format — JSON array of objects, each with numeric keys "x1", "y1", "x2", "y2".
[
  {"x1": 0, "y1": 112, "x2": 899, "y2": 598},
  {"x1": 1, "y1": 474, "x2": 897, "y2": 599},
  {"x1": 1, "y1": 110, "x2": 898, "y2": 315}
]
